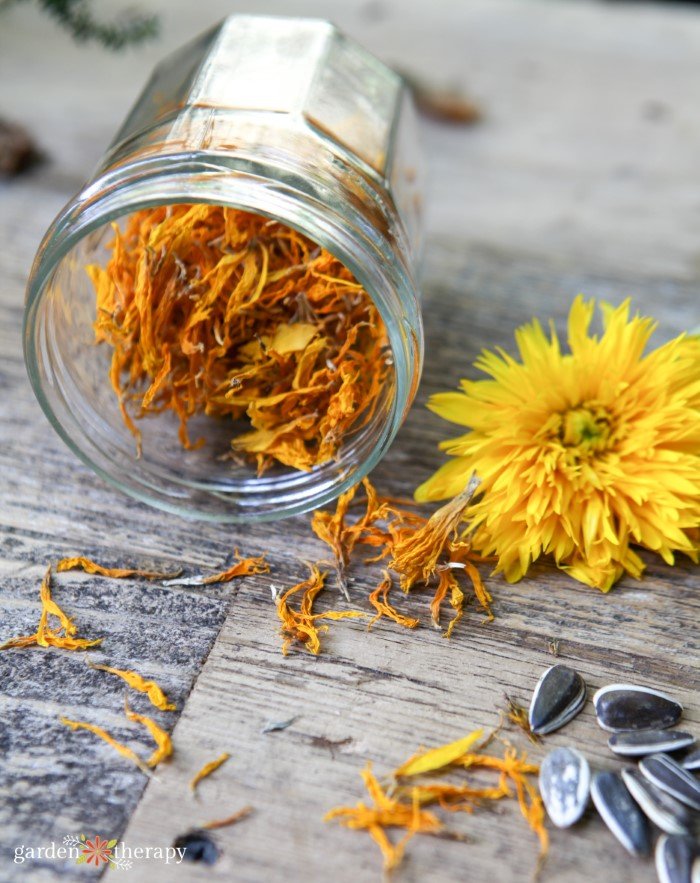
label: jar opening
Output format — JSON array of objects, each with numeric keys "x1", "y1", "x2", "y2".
[{"x1": 27, "y1": 191, "x2": 411, "y2": 521}]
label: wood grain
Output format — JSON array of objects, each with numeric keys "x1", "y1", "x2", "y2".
[{"x1": 0, "y1": 1, "x2": 699, "y2": 881}]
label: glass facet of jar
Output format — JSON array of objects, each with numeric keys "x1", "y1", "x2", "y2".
[{"x1": 24, "y1": 15, "x2": 424, "y2": 522}]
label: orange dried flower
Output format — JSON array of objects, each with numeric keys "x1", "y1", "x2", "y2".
[
  {"x1": 89, "y1": 205, "x2": 391, "y2": 473},
  {"x1": 89, "y1": 663, "x2": 176, "y2": 712},
  {"x1": 57, "y1": 557, "x2": 180, "y2": 580},
  {"x1": 162, "y1": 551, "x2": 269, "y2": 588},
  {"x1": 190, "y1": 752, "x2": 231, "y2": 793},
  {"x1": 60, "y1": 716, "x2": 151, "y2": 775},
  {"x1": 325, "y1": 765, "x2": 441, "y2": 872},
  {"x1": 275, "y1": 565, "x2": 365, "y2": 655},
  {"x1": 327, "y1": 728, "x2": 548, "y2": 875},
  {"x1": 1, "y1": 566, "x2": 101, "y2": 652},
  {"x1": 124, "y1": 701, "x2": 173, "y2": 767}
]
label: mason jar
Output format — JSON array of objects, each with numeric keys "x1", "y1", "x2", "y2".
[{"x1": 24, "y1": 14, "x2": 424, "y2": 522}]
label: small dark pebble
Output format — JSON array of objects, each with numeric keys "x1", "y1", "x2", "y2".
[{"x1": 172, "y1": 830, "x2": 220, "y2": 864}]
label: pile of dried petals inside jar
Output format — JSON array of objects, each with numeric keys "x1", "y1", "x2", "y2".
[{"x1": 88, "y1": 204, "x2": 391, "y2": 473}]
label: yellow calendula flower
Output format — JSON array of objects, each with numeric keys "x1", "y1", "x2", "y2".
[{"x1": 415, "y1": 296, "x2": 700, "y2": 592}]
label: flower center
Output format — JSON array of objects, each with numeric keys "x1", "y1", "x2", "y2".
[{"x1": 558, "y1": 406, "x2": 612, "y2": 453}]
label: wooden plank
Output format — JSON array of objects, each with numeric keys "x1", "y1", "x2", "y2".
[{"x1": 116, "y1": 240, "x2": 699, "y2": 883}]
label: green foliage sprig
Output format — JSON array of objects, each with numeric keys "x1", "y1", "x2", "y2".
[{"x1": 0, "y1": 0, "x2": 158, "y2": 50}]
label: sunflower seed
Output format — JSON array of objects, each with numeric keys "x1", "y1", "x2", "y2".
[
  {"x1": 590, "y1": 770, "x2": 651, "y2": 857},
  {"x1": 528, "y1": 665, "x2": 586, "y2": 735},
  {"x1": 640, "y1": 753, "x2": 700, "y2": 811},
  {"x1": 621, "y1": 768, "x2": 692, "y2": 837},
  {"x1": 593, "y1": 684, "x2": 682, "y2": 733},
  {"x1": 682, "y1": 749, "x2": 700, "y2": 772},
  {"x1": 655, "y1": 835, "x2": 698, "y2": 883},
  {"x1": 608, "y1": 730, "x2": 696, "y2": 758},
  {"x1": 539, "y1": 746, "x2": 590, "y2": 828}
]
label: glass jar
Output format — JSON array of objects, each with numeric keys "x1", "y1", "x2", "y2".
[{"x1": 24, "y1": 14, "x2": 423, "y2": 522}]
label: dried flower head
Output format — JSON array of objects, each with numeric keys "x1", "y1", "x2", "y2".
[{"x1": 416, "y1": 297, "x2": 700, "y2": 591}]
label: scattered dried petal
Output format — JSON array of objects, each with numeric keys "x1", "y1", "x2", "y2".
[
  {"x1": 367, "y1": 571, "x2": 419, "y2": 631},
  {"x1": 325, "y1": 765, "x2": 441, "y2": 871},
  {"x1": 124, "y1": 701, "x2": 173, "y2": 767},
  {"x1": 276, "y1": 565, "x2": 365, "y2": 655},
  {"x1": 201, "y1": 806, "x2": 253, "y2": 830},
  {"x1": 90, "y1": 663, "x2": 176, "y2": 711},
  {"x1": 394, "y1": 729, "x2": 484, "y2": 778},
  {"x1": 190, "y1": 752, "x2": 231, "y2": 792},
  {"x1": 504, "y1": 694, "x2": 541, "y2": 745},
  {"x1": 57, "y1": 557, "x2": 181, "y2": 580},
  {"x1": 1, "y1": 566, "x2": 101, "y2": 652},
  {"x1": 60, "y1": 716, "x2": 151, "y2": 775},
  {"x1": 162, "y1": 551, "x2": 268, "y2": 587}
]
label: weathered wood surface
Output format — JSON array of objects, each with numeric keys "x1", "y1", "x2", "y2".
[{"x1": 0, "y1": 1, "x2": 699, "y2": 881}]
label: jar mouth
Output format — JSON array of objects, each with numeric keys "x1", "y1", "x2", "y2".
[{"x1": 24, "y1": 154, "x2": 422, "y2": 522}]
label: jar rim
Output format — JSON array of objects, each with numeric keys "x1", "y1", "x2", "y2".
[{"x1": 24, "y1": 152, "x2": 423, "y2": 522}]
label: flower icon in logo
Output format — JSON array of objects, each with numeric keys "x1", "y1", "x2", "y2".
[{"x1": 77, "y1": 834, "x2": 117, "y2": 867}]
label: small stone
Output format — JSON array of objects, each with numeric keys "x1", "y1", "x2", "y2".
[
  {"x1": 593, "y1": 684, "x2": 682, "y2": 733},
  {"x1": 681, "y1": 748, "x2": 700, "y2": 771},
  {"x1": 528, "y1": 664, "x2": 586, "y2": 735},
  {"x1": 539, "y1": 746, "x2": 590, "y2": 828},
  {"x1": 640, "y1": 753, "x2": 700, "y2": 812},
  {"x1": 590, "y1": 770, "x2": 651, "y2": 857},
  {"x1": 621, "y1": 768, "x2": 692, "y2": 837},
  {"x1": 655, "y1": 835, "x2": 698, "y2": 883},
  {"x1": 608, "y1": 730, "x2": 695, "y2": 758}
]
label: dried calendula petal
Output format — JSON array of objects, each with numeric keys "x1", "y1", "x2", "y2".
[
  {"x1": 90, "y1": 663, "x2": 176, "y2": 711},
  {"x1": 394, "y1": 728, "x2": 484, "y2": 778},
  {"x1": 60, "y1": 716, "x2": 151, "y2": 775},
  {"x1": 162, "y1": 552, "x2": 268, "y2": 587},
  {"x1": 0, "y1": 634, "x2": 41, "y2": 651},
  {"x1": 454, "y1": 746, "x2": 547, "y2": 859},
  {"x1": 311, "y1": 483, "x2": 359, "y2": 598},
  {"x1": 504, "y1": 694, "x2": 541, "y2": 745},
  {"x1": 275, "y1": 565, "x2": 365, "y2": 655},
  {"x1": 367, "y1": 571, "x2": 419, "y2": 631},
  {"x1": 90, "y1": 206, "x2": 391, "y2": 474},
  {"x1": 124, "y1": 701, "x2": 173, "y2": 767},
  {"x1": 390, "y1": 476, "x2": 480, "y2": 591},
  {"x1": 325, "y1": 765, "x2": 441, "y2": 872},
  {"x1": 38, "y1": 565, "x2": 76, "y2": 637},
  {"x1": 329, "y1": 732, "x2": 546, "y2": 876},
  {"x1": 190, "y1": 752, "x2": 231, "y2": 792},
  {"x1": 56, "y1": 557, "x2": 181, "y2": 580},
  {"x1": 1, "y1": 566, "x2": 101, "y2": 652},
  {"x1": 403, "y1": 781, "x2": 510, "y2": 810},
  {"x1": 201, "y1": 805, "x2": 253, "y2": 830},
  {"x1": 429, "y1": 568, "x2": 464, "y2": 636},
  {"x1": 447, "y1": 540, "x2": 494, "y2": 621}
]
